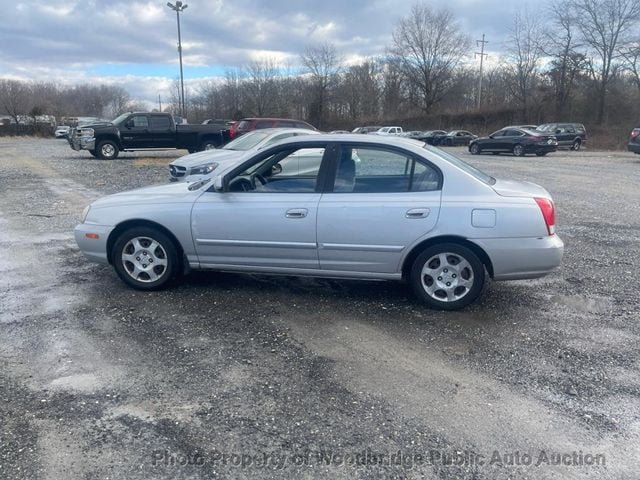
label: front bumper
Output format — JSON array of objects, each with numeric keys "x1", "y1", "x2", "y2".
[
  {"x1": 74, "y1": 223, "x2": 114, "y2": 264},
  {"x1": 471, "y1": 235, "x2": 564, "y2": 280},
  {"x1": 68, "y1": 134, "x2": 96, "y2": 151}
]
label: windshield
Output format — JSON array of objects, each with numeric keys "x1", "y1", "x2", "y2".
[
  {"x1": 425, "y1": 145, "x2": 496, "y2": 185},
  {"x1": 536, "y1": 124, "x2": 555, "y2": 132},
  {"x1": 223, "y1": 131, "x2": 271, "y2": 151},
  {"x1": 111, "y1": 113, "x2": 129, "y2": 125}
]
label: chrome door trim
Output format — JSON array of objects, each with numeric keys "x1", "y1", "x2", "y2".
[
  {"x1": 195, "y1": 238, "x2": 317, "y2": 249},
  {"x1": 320, "y1": 243, "x2": 405, "y2": 252}
]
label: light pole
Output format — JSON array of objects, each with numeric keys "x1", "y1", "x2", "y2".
[{"x1": 167, "y1": 1, "x2": 188, "y2": 118}]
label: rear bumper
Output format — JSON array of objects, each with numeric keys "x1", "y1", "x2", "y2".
[
  {"x1": 628, "y1": 142, "x2": 640, "y2": 154},
  {"x1": 471, "y1": 235, "x2": 564, "y2": 280},
  {"x1": 74, "y1": 223, "x2": 114, "y2": 265}
]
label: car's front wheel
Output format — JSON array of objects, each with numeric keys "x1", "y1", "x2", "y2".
[
  {"x1": 200, "y1": 140, "x2": 218, "y2": 151},
  {"x1": 571, "y1": 139, "x2": 581, "y2": 151},
  {"x1": 112, "y1": 227, "x2": 179, "y2": 290},
  {"x1": 410, "y1": 243, "x2": 485, "y2": 310},
  {"x1": 97, "y1": 140, "x2": 120, "y2": 160},
  {"x1": 469, "y1": 143, "x2": 481, "y2": 155}
]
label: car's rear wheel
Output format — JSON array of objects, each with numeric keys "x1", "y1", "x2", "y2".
[
  {"x1": 112, "y1": 227, "x2": 179, "y2": 290},
  {"x1": 469, "y1": 143, "x2": 481, "y2": 155},
  {"x1": 97, "y1": 140, "x2": 119, "y2": 160},
  {"x1": 513, "y1": 144, "x2": 525, "y2": 157},
  {"x1": 410, "y1": 243, "x2": 485, "y2": 310},
  {"x1": 571, "y1": 139, "x2": 581, "y2": 151}
]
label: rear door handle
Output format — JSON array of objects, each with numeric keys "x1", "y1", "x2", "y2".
[
  {"x1": 286, "y1": 208, "x2": 308, "y2": 218},
  {"x1": 406, "y1": 208, "x2": 430, "y2": 219}
]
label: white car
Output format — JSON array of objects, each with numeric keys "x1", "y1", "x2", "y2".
[
  {"x1": 169, "y1": 128, "x2": 321, "y2": 182},
  {"x1": 374, "y1": 126, "x2": 403, "y2": 136},
  {"x1": 55, "y1": 126, "x2": 70, "y2": 139}
]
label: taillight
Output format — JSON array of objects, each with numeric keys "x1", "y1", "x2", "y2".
[
  {"x1": 630, "y1": 128, "x2": 640, "y2": 139},
  {"x1": 535, "y1": 197, "x2": 555, "y2": 235},
  {"x1": 229, "y1": 126, "x2": 237, "y2": 139}
]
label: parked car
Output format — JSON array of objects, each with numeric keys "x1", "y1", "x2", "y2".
[
  {"x1": 168, "y1": 128, "x2": 322, "y2": 182},
  {"x1": 328, "y1": 130, "x2": 351, "y2": 134},
  {"x1": 229, "y1": 118, "x2": 316, "y2": 140},
  {"x1": 469, "y1": 128, "x2": 558, "y2": 156},
  {"x1": 67, "y1": 112, "x2": 231, "y2": 159},
  {"x1": 75, "y1": 135, "x2": 563, "y2": 310},
  {"x1": 401, "y1": 131, "x2": 427, "y2": 139},
  {"x1": 439, "y1": 130, "x2": 478, "y2": 146},
  {"x1": 536, "y1": 123, "x2": 586, "y2": 151},
  {"x1": 374, "y1": 126, "x2": 403, "y2": 136},
  {"x1": 628, "y1": 126, "x2": 640, "y2": 154},
  {"x1": 202, "y1": 118, "x2": 234, "y2": 127},
  {"x1": 415, "y1": 130, "x2": 448, "y2": 145},
  {"x1": 54, "y1": 126, "x2": 71, "y2": 139},
  {"x1": 352, "y1": 126, "x2": 382, "y2": 134}
]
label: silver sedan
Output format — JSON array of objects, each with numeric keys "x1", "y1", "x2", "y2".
[{"x1": 75, "y1": 135, "x2": 563, "y2": 310}]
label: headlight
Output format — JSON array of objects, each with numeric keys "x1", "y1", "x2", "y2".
[
  {"x1": 81, "y1": 205, "x2": 91, "y2": 223},
  {"x1": 190, "y1": 162, "x2": 218, "y2": 175},
  {"x1": 80, "y1": 128, "x2": 94, "y2": 137}
]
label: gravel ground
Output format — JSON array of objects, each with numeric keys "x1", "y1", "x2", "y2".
[{"x1": 0, "y1": 137, "x2": 639, "y2": 479}]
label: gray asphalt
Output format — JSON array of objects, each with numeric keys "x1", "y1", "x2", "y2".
[{"x1": 1, "y1": 138, "x2": 639, "y2": 479}]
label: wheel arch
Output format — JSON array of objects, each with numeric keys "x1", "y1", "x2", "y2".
[
  {"x1": 401, "y1": 235, "x2": 494, "y2": 280},
  {"x1": 106, "y1": 219, "x2": 185, "y2": 268},
  {"x1": 96, "y1": 135, "x2": 122, "y2": 149}
]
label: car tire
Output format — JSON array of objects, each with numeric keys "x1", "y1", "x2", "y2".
[
  {"x1": 97, "y1": 140, "x2": 119, "y2": 160},
  {"x1": 571, "y1": 139, "x2": 581, "y2": 151},
  {"x1": 535, "y1": 151, "x2": 547, "y2": 157},
  {"x1": 410, "y1": 243, "x2": 485, "y2": 310},
  {"x1": 513, "y1": 144, "x2": 525, "y2": 157},
  {"x1": 200, "y1": 140, "x2": 218, "y2": 151},
  {"x1": 469, "y1": 143, "x2": 481, "y2": 155},
  {"x1": 112, "y1": 227, "x2": 179, "y2": 290}
]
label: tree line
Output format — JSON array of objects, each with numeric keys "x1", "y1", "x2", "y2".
[{"x1": 2, "y1": 0, "x2": 640, "y2": 140}]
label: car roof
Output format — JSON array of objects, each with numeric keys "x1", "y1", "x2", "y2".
[
  {"x1": 240, "y1": 128, "x2": 322, "y2": 136},
  {"x1": 240, "y1": 117, "x2": 312, "y2": 123}
]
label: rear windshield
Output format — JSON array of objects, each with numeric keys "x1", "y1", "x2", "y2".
[
  {"x1": 223, "y1": 131, "x2": 271, "y2": 151},
  {"x1": 425, "y1": 145, "x2": 496, "y2": 185},
  {"x1": 236, "y1": 120, "x2": 252, "y2": 130}
]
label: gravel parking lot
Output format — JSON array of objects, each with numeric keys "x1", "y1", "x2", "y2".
[{"x1": 1, "y1": 137, "x2": 639, "y2": 479}]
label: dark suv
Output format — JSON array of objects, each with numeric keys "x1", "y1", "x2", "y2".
[
  {"x1": 536, "y1": 123, "x2": 586, "y2": 151},
  {"x1": 229, "y1": 118, "x2": 316, "y2": 140}
]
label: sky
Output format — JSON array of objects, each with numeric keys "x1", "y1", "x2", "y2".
[{"x1": 0, "y1": 0, "x2": 521, "y2": 104}]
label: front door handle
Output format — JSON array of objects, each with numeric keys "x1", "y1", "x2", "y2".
[
  {"x1": 406, "y1": 208, "x2": 430, "y2": 219},
  {"x1": 286, "y1": 208, "x2": 308, "y2": 219}
]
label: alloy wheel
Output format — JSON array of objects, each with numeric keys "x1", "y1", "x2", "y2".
[
  {"x1": 420, "y1": 252, "x2": 474, "y2": 303},
  {"x1": 121, "y1": 236, "x2": 168, "y2": 283}
]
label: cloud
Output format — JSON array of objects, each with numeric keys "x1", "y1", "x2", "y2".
[{"x1": 0, "y1": 0, "x2": 531, "y2": 103}]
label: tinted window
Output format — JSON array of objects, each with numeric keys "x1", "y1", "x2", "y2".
[
  {"x1": 296, "y1": 122, "x2": 312, "y2": 129},
  {"x1": 333, "y1": 146, "x2": 440, "y2": 193},
  {"x1": 131, "y1": 116, "x2": 148, "y2": 128},
  {"x1": 504, "y1": 129, "x2": 523, "y2": 136},
  {"x1": 277, "y1": 121, "x2": 296, "y2": 128},
  {"x1": 255, "y1": 120, "x2": 274, "y2": 129},
  {"x1": 149, "y1": 116, "x2": 171, "y2": 129},
  {"x1": 237, "y1": 120, "x2": 252, "y2": 130}
]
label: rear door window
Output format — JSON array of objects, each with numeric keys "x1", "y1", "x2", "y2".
[{"x1": 149, "y1": 116, "x2": 171, "y2": 129}]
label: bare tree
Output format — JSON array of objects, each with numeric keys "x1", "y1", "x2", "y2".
[
  {"x1": 503, "y1": 11, "x2": 547, "y2": 121},
  {"x1": 0, "y1": 79, "x2": 31, "y2": 124},
  {"x1": 243, "y1": 58, "x2": 279, "y2": 116},
  {"x1": 389, "y1": 3, "x2": 470, "y2": 114},
  {"x1": 570, "y1": 0, "x2": 640, "y2": 123},
  {"x1": 620, "y1": 41, "x2": 640, "y2": 94},
  {"x1": 300, "y1": 43, "x2": 342, "y2": 128}
]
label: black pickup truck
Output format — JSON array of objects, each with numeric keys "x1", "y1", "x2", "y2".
[{"x1": 68, "y1": 112, "x2": 230, "y2": 159}]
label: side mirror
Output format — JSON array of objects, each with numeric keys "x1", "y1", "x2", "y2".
[
  {"x1": 213, "y1": 175, "x2": 224, "y2": 192},
  {"x1": 489, "y1": 135, "x2": 494, "y2": 139},
  {"x1": 125, "y1": 120, "x2": 133, "y2": 128},
  {"x1": 271, "y1": 164, "x2": 283, "y2": 175}
]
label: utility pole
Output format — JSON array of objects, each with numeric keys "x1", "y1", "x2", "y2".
[
  {"x1": 158, "y1": 94, "x2": 162, "y2": 112},
  {"x1": 167, "y1": 1, "x2": 188, "y2": 118},
  {"x1": 475, "y1": 34, "x2": 488, "y2": 110}
]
